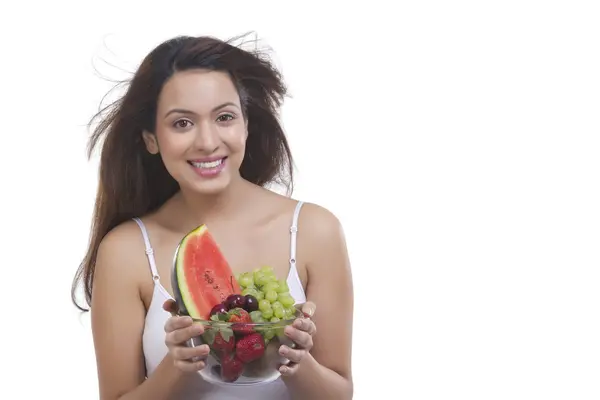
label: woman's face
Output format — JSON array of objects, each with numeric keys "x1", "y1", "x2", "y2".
[{"x1": 144, "y1": 69, "x2": 247, "y2": 195}]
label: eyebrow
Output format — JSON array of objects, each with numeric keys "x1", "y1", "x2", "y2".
[{"x1": 164, "y1": 102, "x2": 240, "y2": 118}]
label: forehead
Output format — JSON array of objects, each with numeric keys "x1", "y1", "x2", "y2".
[{"x1": 157, "y1": 69, "x2": 240, "y2": 113}]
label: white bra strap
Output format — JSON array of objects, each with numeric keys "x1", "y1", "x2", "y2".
[
  {"x1": 289, "y1": 201, "x2": 304, "y2": 266},
  {"x1": 132, "y1": 217, "x2": 161, "y2": 282}
]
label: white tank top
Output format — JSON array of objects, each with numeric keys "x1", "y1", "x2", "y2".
[{"x1": 132, "y1": 201, "x2": 307, "y2": 400}]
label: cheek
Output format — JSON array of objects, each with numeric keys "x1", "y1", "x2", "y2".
[
  {"x1": 156, "y1": 131, "x2": 190, "y2": 157},
  {"x1": 223, "y1": 128, "x2": 248, "y2": 153}
]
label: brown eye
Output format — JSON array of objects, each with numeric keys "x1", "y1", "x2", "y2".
[
  {"x1": 217, "y1": 114, "x2": 234, "y2": 122},
  {"x1": 174, "y1": 119, "x2": 192, "y2": 129}
]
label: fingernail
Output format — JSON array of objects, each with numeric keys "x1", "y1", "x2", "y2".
[
  {"x1": 280, "y1": 366, "x2": 288, "y2": 374},
  {"x1": 279, "y1": 346, "x2": 287, "y2": 356}
]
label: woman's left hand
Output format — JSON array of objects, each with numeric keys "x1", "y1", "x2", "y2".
[{"x1": 278, "y1": 301, "x2": 317, "y2": 376}]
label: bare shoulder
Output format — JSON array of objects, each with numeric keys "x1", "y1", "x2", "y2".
[
  {"x1": 295, "y1": 201, "x2": 352, "y2": 283},
  {"x1": 297, "y1": 202, "x2": 347, "y2": 256},
  {"x1": 92, "y1": 219, "x2": 150, "y2": 310},
  {"x1": 299, "y1": 202, "x2": 343, "y2": 231},
  {"x1": 94, "y1": 219, "x2": 149, "y2": 286}
]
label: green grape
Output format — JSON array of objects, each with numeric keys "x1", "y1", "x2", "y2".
[
  {"x1": 238, "y1": 272, "x2": 254, "y2": 288},
  {"x1": 271, "y1": 301, "x2": 283, "y2": 310},
  {"x1": 270, "y1": 317, "x2": 281, "y2": 323},
  {"x1": 255, "y1": 272, "x2": 271, "y2": 287},
  {"x1": 258, "y1": 299, "x2": 272, "y2": 312},
  {"x1": 261, "y1": 308, "x2": 274, "y2": 319},
  {"x1": 262, "y1": 281, "x2": 280, "y2": 293},
  {"x1": 265, "y1": 290, "x2": 278, "y2": 302},
  {"x1": 260, "y1": 265, "x2": 274, "y2": 274},
  {"x1": 283, "y1": 307, "x2": 295, "y2": 319},
  {"x1": 242, "y1": 287, "x2": 260, "y2": 298},
  {"x1": 253, "y1": 269, "x2": 264, "y2": 280},
  {"x1": 255, "y1": 290, "x2": 265, "y2": 301},
  {"x1": 278, "y1": 293, "x2": 295, "y2": 308},
  {"x1": 265, "y1": 273, "x2": 278, "y2": 283},
  {"x1": 264, "y1": 328, "x2": 275, "y2": 341},
  {"x1": 276, "y1": 279, "x2": 289, "y2": 293},
  {"x1": 273, "y1": 307, "x2": 285, "y2": 319},
  {"x1": 249, "y1": 310, "x2": 264, "y2": 323}
]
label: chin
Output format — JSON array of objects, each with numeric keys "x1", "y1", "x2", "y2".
[
  {"x1": 180, "y1": 169, "x2": 235, "y2": 196},
  {"x1": 188, "y1": 179, "x2": 232, "y2": 195}
]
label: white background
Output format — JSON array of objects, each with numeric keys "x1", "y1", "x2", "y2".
[{"x1": 1, "y1": 1, "x2": 599, "y2": 399}]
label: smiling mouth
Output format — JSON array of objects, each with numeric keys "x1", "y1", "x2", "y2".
[{"x1": 188, "y1": 157, "x2": 226, "y2": 169}]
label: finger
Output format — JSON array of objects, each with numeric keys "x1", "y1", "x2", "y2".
[
  {"x1": 174, "y1": 358, "x2": 207, "y2": 373},
  {"x1": 293, "y1": 318, "x2": 317, "y2": 336},
  {"x1": 301, "y1": 301, "x2": 316, "y2": 318},
  {"x1": 166, "y1": 323, "x2": 205, "y2": 346},
  {"x1": 279, "y1": 345, "x2": 305, "y2": 364},
  {"x1": 172, "y1": 343, "x2": 210, "y2": 362},
  {"x1": 164, "y1": 315, "x2": 193, "y2": 333},
  {"x1": 279, "y1": 362, "x2": 299, "y2": 376},
  {"x1": 284, "y1": 325, "x2": 313, "y2": 349},
  {"x1": 163, "y1": 299, "x2": 178, "y2": 315}
]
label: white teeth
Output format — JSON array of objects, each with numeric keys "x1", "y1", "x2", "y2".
[{"x1": 191, "y1": 159, "x2": 223, "y2": 169}]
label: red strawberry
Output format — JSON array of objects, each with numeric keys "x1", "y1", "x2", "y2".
[
  {"x1": 232, "y1": 323, "x2": 255, "y2": 336},
  {"x1": 220, "y1": 353, "x2": 244, "y2": 382},
  {"x1": 212, "y1": 329, "x2": 235, "y2": 354},
  {"x1": 235, "y1": 333, "x2": 266, "y2": 363},
  {"x1": 227, "y1": 307, "x2": 254, "y2": 336},
  {"x1": 227, "y1": 307, "x2": 251, "y2": 323}
]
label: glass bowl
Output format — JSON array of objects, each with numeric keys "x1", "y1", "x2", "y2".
[{"x1": 186, "y1": 309, "x2": 302, "y2": 386}]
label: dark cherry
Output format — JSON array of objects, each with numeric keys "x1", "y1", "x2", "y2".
[
  {"x1": 224, "y1": 294, "x2": 246, "y2": 310},
  {"x1": 210, "y1": 303, "x2": 227, "y2": 317},
  {"x1": 244, "y1": 295, "x2": 259, "y2": 312}
]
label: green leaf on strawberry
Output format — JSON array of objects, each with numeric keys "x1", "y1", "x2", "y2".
[
  {"x1": 201, "y1": 327, "x2": 215, "y2": 346},
  {"x1": 217, "y1": 327, "x2": 234, "y2": 343},
  {"x1": 202, "y1": 326, "x2": 235, "y2": 359},
  {"x1": 210, "y1": 312, "x2": 230, "y2": 322}
]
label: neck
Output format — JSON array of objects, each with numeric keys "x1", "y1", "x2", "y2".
[{"x1": 176, "y1": 176, "x2": 250, "y2": 224}]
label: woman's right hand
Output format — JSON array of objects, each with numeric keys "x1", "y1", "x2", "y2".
[{"x1": 163, "y1": 299, "x2": 210, "y2": 372}]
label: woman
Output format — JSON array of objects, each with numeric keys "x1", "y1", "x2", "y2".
[{"x1": 71, "y1": 34, "x2": 354, "y2": 400}]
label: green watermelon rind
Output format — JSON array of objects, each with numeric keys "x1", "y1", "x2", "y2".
[{"x1": 172, "y1": 225, "x2": 208, "y2": 319}]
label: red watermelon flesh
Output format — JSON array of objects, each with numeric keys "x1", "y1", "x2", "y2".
[{"x1": 172, "y1": 225, "x2": 241, "y2": 320}]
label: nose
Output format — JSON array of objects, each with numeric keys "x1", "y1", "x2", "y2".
[{"x1": 193, "y1": 120, "x2": 220, "y2": 153}]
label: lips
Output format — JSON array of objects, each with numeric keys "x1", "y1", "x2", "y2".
[
  {"x1": 188, "y1": 155, "x2": 228, "y2": 167},
  {"x1": 187, "y1": 156, "x2": 228, "y2": 178},
  {"x1": 189, "y1": 158, "x2": 224, "y2": 169}
]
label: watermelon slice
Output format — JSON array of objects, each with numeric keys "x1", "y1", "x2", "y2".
[{"x1": 171, "y1": 225, "x2": 241, "y2": 320}]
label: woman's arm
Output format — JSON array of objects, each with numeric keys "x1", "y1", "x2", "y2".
[
  {"x1": 91, "y1": 225, "x2": 190, "y2": 400},
  {"x1": 283, "y1": 204, "x2": 354, "y2": 400}
]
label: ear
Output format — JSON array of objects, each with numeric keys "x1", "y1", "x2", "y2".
[{"x1": 142, "y1": 130, "x2": 159, "y2": 154}]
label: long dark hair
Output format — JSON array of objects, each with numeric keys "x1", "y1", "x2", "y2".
[{"x1": 71, "y1": 34, "x2": 294, "y2": 311}]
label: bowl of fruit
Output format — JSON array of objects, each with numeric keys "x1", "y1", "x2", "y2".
[{"x1": 171, "y1": 225, "x2": 302, "y2": 385}]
